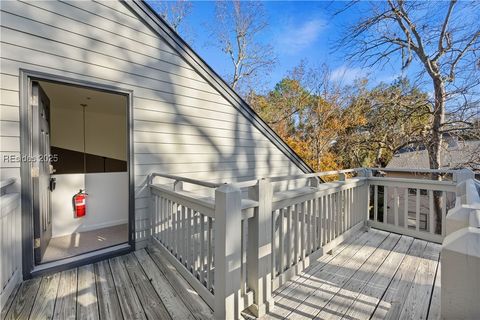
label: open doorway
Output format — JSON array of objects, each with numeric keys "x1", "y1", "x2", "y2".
[{"x1": 29, "y1": 80, "x2": 130, "y2": 265}]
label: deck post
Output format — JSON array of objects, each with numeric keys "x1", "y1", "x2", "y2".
[
  {"x1": 247, "y1": 178, "x2": 274, "y2": 317},
  {"x1": 214, "y1": 184, "x2": 242, "y2": 320},
  {"x1": 446, "y1": 170, "x2": 475, "y2": 235},
  {"x1": 357, "y1": 169, "x2": 372, "y2": 228},
  {"x1": 442, "y1": 176, "x2": 480, "y2": 319},
  {"x1": 441, "y1": 223, "x2": 480, "y2": 318}
]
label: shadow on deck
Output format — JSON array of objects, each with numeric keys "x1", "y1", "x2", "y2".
[
  {"x1": 1, "y1": 246, "x2": 213, "y2": 320},
  {"x1": 1, "y1": 228, "x2": 442, "y2": 320},
  {"x1": 264, "y1": 228, "x2": 441, "y2": 320}
]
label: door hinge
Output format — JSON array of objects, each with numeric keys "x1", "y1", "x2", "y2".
[
  {"x1": 34, "y1": 238, "x2": 41, "y2": 249},
  {"x1": 31, "y1": 167, "x2": 39, "y2": 178}
]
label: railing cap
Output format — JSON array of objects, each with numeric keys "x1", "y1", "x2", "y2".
[
  {"x1": 215, "y1": 183, "x2": 242, "y2": 194},
  {"x1": 148, "y1": 172, "x2": 223, "y2": 189}
]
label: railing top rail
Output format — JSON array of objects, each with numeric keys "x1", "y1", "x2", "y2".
[
  {"x1": 148, "y1": 172, "x2": 224, "y2": 189},
  {"x1": 0, "y1": 178, "x2": 16, "y2": 191},
  {"x1": 368, "y1": 176, "x2": 457, "y2": 186},
  {"x1": 269, "y1": 168, "x2": 363, "y2": 183},
  {"x1": 368, "y1": 167, "x2": 455, "y2": 174},
  {"x1": 230, "y1": 180, "x2": 259, "y2": 189}
]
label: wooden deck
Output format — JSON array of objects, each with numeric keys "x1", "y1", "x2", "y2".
[
  {"x1": 2, "y1": 228, "x2": 442, "y2": 320},
  {"x1": 1, "y1": 246, "x2": 213, "y2": 320},
  {"x1": 266, "y1": 228, "x2": 441, "y2": 320}
]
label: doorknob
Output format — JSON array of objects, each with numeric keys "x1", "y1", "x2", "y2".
[{"x1": 49, "y1": 177, "x2": 56, "y2": 191}]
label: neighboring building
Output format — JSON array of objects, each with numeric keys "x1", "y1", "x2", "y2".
[
  {"x1": 378, "y1": 139, "x2": 479, "y2": 233},
  {"x1": 387, "y1": 139, "x2": 480, "y2": 176},
  {"x1": 0, "y1": 0, "x2": 311, "y2": 303}
]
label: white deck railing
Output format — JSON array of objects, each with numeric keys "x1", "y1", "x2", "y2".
[
  {"x1": 368, "y1": 176, "x2": 457, "y2": 243},
  {"x1": 148, "y1": 174, "x2": 259, "y2": 317},
  {"x1": 0, "y1": 178, "x2": 21, "y2": 312},
  {"x1": 148, "y1": 168, "x2": 472, "y2": 320},
  {"x1": 268, "y1": 176, "x2": 369, "y2": 291}
]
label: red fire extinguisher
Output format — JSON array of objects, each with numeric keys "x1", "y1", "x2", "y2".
[{"x1": 73, "y1": 189, "x2": 87, "y2": 218}]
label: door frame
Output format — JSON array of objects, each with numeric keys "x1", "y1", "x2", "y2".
[{"x1": 19, "y1": 69, "x2": 135, "y2": 279}]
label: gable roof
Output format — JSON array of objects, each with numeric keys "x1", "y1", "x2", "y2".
[
  {"x1": 387, "y1": 140, "x2": 480, "y2": 172},
  {"x1": 124, "y1": 0, "x2": 313, "y2": 174}
]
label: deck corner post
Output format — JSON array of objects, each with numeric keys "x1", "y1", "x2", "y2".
[
  {"x1": 441, "y1": 226, "x2": 480, "y2": 319},
  {"x1": 357, "y1": 169, "x2": 372, "y2": 225},
  {"x1": 442, "y1": 174, "x2": 480, "y2": 319},
  {"x1": 214, "y1": 184, "x2": 242, "y2": 320},
  {"x1": 247, "y1": 178, "x2": 275, "y2": 317}
]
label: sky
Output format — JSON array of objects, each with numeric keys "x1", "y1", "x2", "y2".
[{"x1": 148, "y1": 1, "x2": 419, "y2": 93}]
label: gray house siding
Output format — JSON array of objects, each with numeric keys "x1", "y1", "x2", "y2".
[{"x1": 0, "y1": 0, "x2": 307, "y2": 246}]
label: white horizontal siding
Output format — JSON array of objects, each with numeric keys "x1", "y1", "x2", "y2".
[
  {"x1": 0, "y1": 106, "x2": 20, "y2": 121},
  {"x1": 0, "y1": 0, "x2": 305, "y2": 244}
]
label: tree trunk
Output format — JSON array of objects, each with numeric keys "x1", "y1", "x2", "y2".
[
  {"x1": 375, "y1": 135, "x2": 387, "y2": 167},
  {"x1": 428, "y1": 77, "x2": 446, "y2": 234}
]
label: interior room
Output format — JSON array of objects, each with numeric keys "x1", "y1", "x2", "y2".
[{"x1": 38, "y1": 81, "x2": 129, "y2": 263}]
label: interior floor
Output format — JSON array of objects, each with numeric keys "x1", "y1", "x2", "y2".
[{"x1": 42, "y1": 224, "x2": 128, "y2": 263}]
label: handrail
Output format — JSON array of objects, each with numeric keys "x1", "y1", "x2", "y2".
[
  {"x1": 271, "y1": 178, "x2": 367, "y2": 211},
  {"x1": 0, "y1": 178, "x2": 15, "y2": 191},
  {"x1": 368, "y1": 176, "x2": 457, "y2": 191},
  {"x1": 148, "y1": 172, "x2": 224, "y2": 188},
  {"x1": 269, "y1": 168, "x2": 363, "y2": 182},
  {"x1": 369, "y1": 167, "x2": 455, "y2": 174}
]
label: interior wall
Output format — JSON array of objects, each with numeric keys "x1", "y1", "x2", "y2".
[
  {"x1": 40, "y1": 80, "x2": 128, "y2": 162},
  {"x1": 50, "y1": 108, "x2": 127, "y2": 161},
  {"x1": 40, "y1": 81, "x2": 129, "y2": 238},
  {"x1": 51, "y1": 172, "x2": 129, "y2": 237}
]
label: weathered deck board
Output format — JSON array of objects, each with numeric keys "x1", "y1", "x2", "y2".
[
  {"x1": 109, "y1": 256, "x2": 147, "y2": 320},
  {"x1": 146, "y1": 246, "x2": 215, "y2": 320},
  {"x1": 427, "y1": 261, "x2": 441, "y2": 320},
  {"x1": 398, "y1": 242, "x2": 440, "y2": 319},
  {"x1": 288, "y1": 230, "x2": 388, "y2": 319},
  {"x1": 268, "y1": 231, "x2": 371, "y2": 319},
  {"x1": 76, "y1": 264, "x2": 99, "y2": 320},
  {"x1": 0, "y1": 283, "x2": 20, "y2": 320},
  {"x1": 94, "y1": 260, "x2": 123, "y2": 320},
  {"x1": 371, "y1": 239, "x2": 428, "y2": 319},
  {"x1": 314, "y1": 233, "x2": 401, "y2": 320},
  {"x1": 30, "y1": 273, "x2": 60, "y2": 320},
  {"x1": 53, "y1": 269, "x2": 77, "y2": 320},
  {"x1": 266, "y1": 230, "x2": 441, "y2": 320},
  {"x1": 122, "y1": 254, "x2": 172, "y2": 320},
  {"x1": 4, "y1": 278, "x2": 41, "y2": 320},
  {"x1": 134, "y1": 250, "x2": 195, "y2": 320},
  {"x1": 342, "y1": 235, "x2": 414, "y2": 320},
  {"x1": 3, "y1": 249, "x2": 212, "y2": 320}
]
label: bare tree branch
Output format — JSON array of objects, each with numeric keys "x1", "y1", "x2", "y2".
[{"x1": 208, "y1": 1, "x2": 276, "y2": 94}]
